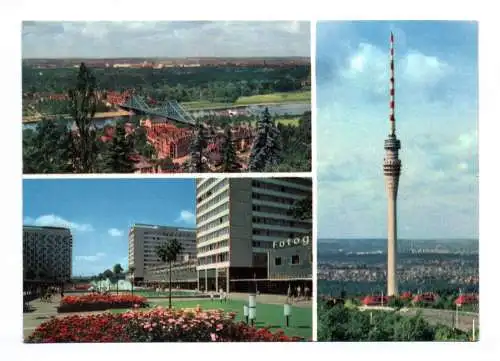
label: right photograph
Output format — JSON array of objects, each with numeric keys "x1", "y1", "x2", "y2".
[{"x1": 316, "y1": 21, "x2": 478, "y2": 341}]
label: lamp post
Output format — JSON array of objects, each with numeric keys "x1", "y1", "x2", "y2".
[
  {"x1": 284, "y1": 303, "x2": 292, "y2": 327},
  {"x1": 249, "y1": 294, "x2": 257, "y2": 326},
  {"x1": 243, "y1": 305, "x2": 249, "y2": 324}
]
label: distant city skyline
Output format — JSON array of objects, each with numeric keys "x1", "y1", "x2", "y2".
[
  {"x1": 317, "y1": 21, "x2": 478, "y2": 239},
  {"x1": 23, "y1": 179, "x2": 196, "y2": 276},
  {"x1": 22, "y1": 21, "x2": 311, "y2": 59}
]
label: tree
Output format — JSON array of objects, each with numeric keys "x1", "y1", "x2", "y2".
[
  {"x1": 221, "y1": 125, "x2": 238, "y2": 172},
  {"x1": 23, "y1": 119, "x2": 73, "y2": 173},
  {"x1": 248, "y1": 108, "x2": 281, "y2": 171},
  {"x1": 68, "y1": 63, "x2": 99, "y2": 173},
  {"x1": 289, "y1": 194, "x2": 312, "y2": 221},
  {"x1": 25, "y1": 268, "x2": 36, "y2": 280},
  {"x1": 99, "y1": 125, "x2": 136, "y2": 173},
  {"x1": 112, "y1": 264, "x2": 124, "y2": 295},
  {"x1": 155, "y1": 240, "x2": 183, "y2": 309},
  {"x1": 185, "y1": 121, "x2": 206, "y2": 172},
  {"x1": 128, "y1": 266, "x2": 136, "y2": 295}
]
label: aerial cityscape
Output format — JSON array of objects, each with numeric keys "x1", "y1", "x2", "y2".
[
  {"x1": 23, "y1": 177, "x2": 313, "y2": 342},
  {"x1": 316, "y1": 21, "x2": 478, "y2": 342},
  {"x1": 22, "y1": 21, "x2": 311, "y2": 174}
]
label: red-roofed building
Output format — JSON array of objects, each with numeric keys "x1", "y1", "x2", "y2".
[
  {"x1": 141, "y1": 119, "x2": 193, "y2": 160},
  {"x1": 362, "y1": 295, "x2": 389, "y2": 306},
  {"x1": 412, "y1": 292, "x2": 438, "y2": 304},
  {"x1": 455, "y1": 294, "x2": 478, "y2": 306},
  {"x1": 400, "y1": 291, "x2": 412, "y2": 300}
]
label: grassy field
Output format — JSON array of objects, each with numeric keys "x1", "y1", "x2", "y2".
[
  {"x1": 111, "y1": 299, "x2": 312, "y2": 339},
  {"x1": 180, "y1": 90, "x2": 311, "y2": 110},
  {"x1": 235, "y1": 91, "x2": 311, "y2": 105},
  {"x1": 180, "y1": 101, "x2": 231, "y2": 110},
  {"x1": 248, "y1": 118, "x2": 300, "y2": 127}
]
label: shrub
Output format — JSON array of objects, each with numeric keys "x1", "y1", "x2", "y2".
[
  {"x1": 57, "y1": 293, "x2": 147, "y2": 313},
  {"x1": 27, "y1": 306, "x2": 304, "y2": 343}
]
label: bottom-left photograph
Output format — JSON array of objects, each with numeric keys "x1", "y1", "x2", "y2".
[{"x1": 22, "y1": 177, "x2": 313, "y2": 342}]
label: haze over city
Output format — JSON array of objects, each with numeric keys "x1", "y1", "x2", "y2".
[
  {"x1": 22, "y1": 21, "x2": 311, "y2": 59},
  {"x1": 316, "y1": 21, "x2": 478, "y2": 239}
]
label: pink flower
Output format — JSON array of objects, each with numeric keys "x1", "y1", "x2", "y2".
[
  {"x1": 210, "y1": 333, "x2": 217, "y2": 341},
  {"x1": 216, "y1": 323, "x2": 224, "y2": 331}
]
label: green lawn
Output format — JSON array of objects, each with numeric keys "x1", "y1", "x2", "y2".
[
  {"x1": 180, "y1": 91, "x2": 311, "y2": 110},
  {"x1": 235, "y1": 91, "x2": 311, "y2": 105},
  {"x1": 180, "y1": 101, "x2": 232, "y2": 110},
  {"x1": 111, "y1": 299, "x2": 312, "y2": 339}
]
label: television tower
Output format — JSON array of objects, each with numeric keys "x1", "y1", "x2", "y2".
[{"x1": 384, "y1": 32, "x2": 402, "y2": 297}]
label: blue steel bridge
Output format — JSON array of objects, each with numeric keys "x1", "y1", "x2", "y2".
[{"x1": 119, "y1": 95, "x2": 196, "y2": 126}]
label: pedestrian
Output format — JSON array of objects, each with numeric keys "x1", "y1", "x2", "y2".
[
  {"x1": 287, "y1": 284, "x2": 292, "y2": 303},
  {"x1": 60, "y1": 287, "x2": 64, "y2": 299},
  {"x1": 297, "y1": 285, "x2": 302, "y2": 301}
]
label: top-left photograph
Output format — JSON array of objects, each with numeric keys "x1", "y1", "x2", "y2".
[{"x1": 22, "y1": 21, "x2": 311, "y2": 174}]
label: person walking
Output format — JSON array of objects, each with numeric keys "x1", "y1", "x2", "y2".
[{"x1": 297, "y1": 285, "x2": 302, "y2": 301}]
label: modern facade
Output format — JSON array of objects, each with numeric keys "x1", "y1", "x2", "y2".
[
  {"x1": 23, "y1": 225, "x2": 73, "y2": 281},
  {"x1": 128, "y1": 224, "x2": 196, "y2": 281},
  {"x1": 384, "y1": 33, "x2": 402, "y2": 297},
  {"x1": 195, "y1": 178, "x2": 312, "y2": 292}
]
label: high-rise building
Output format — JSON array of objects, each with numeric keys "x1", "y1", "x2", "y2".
[
  {"x1": 383, "y1": 33, "x2": 402, "y2": 297},
  {"x1": 196, "y1": 178, "x2": 312, "y2": 292},
  {"x1": 23, "y1": 225, "x2": 73, "y2": 281},
  {"x1": 128, "y1": 224, "x2": 196, "y2": 281}
]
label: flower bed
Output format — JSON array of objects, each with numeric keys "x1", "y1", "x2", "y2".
[
  {"x1": 28, "y1": 306, "x2": 304, "y2": 342},
  {"x1": 57, "y1": 294, "x2": 148, "y2": 313}
]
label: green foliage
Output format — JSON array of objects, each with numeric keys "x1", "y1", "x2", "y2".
[
  {"x1": 221, "y1": 125, "x2": 238, "y2": 172},
  {"x1": 112, "y1": 264, "x2": 124, "y2": 275},
  {"x1": 248, "y1": 108, "x2": 281, "y2": 171},
  {"x1": 23, "y1": 65, "x2": 310, "y2": 103},
  {"x1": 275, "y1": 111, "x2": 311, "y2": 172},
  {"x1": 317, "y1": 301, "x2": 471, "y2": 342},
  {"x1": 99, "y1": 125, "x2": 136, "y2": 173},
  {"x1": 185, "y1": 121, "x2": 206, "y2": 172},
  {"x1": 155, "y1": 240, "x2": 183, "y2": 264},
  {"x1": 289, "y1": 194, "x2": 312, "y2": 221},
  {"x1": 23, "y1": 119, "x2": 73, "y2": 173},
  {"x1": 67, "y1": 63, "x2": 100, "y2": 173}
]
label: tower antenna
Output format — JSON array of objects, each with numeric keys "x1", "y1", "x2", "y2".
[{"x1": 389, "y1": 32, "x2": 396, "y2": 136}]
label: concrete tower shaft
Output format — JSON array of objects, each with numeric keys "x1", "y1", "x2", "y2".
[{"x1": 384, "y1": 32, "x2": 401, "y2": 297}]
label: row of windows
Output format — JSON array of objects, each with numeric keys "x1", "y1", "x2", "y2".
[
  {"x1": 197, "y1": 202, "x2": 229, "y2": 224},
  {"x1": 197, "y1": 190, "x2": 229, "y2": 214},
  {"x1": 252, "y1": 216, "x2": 310, "y2": 229},
  {"x1": 252, "y1": 229, "x2": 303, "y2": 238},
  {"x1": 197, "y1": 227, "x2": 230, "y2": 244},
  {"x1": 196, "y1": 178, "x2": 221, "y2": 193},
  {"x1": 197, "y1": 215, "x2": 229, "y2": 234},
  {"x1": 198, "y1": 252, "x2": 229, "y2": 265},
  {"x1": 274, "y1": 253, "x2": 313, "y2": 266},
  {"x1": 252, "y1": 179, "x2": 311, "y2": 189},
  {"x1": 252, "y1": 181, "x2": 310, "y2": 196},
  {"x1": 198, "y1": 239, "x2": 229, "y2": 254},
  {"x1": 197, "y1": 179, "x2": 228, "y2": 201},
  {"x1": 252, "y1": 192, "x2": 297, "y2": 205}
]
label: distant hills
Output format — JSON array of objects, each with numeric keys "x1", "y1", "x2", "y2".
[{"x1": 318, "y1": 238, "x2": 479, "y2": 254}]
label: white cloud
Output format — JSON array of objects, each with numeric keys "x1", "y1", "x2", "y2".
[
  {"x1": 317, "y1": 33, "x2": 477, "y2": 239},
  {"x1": 108, "y1": 228, "x2": 124, "y2": 237},
  {"x1": 176, "y1": 210, "x2": 195, "y2": 224},
  {"x1": 22, "y1": 21, "x2": 310, "y2": 58},
  {"x1": 24, "y1": 214, "x2": 94, "y2": 232},
  {"x1": 75, "y1": 252, "x2": 106, "y2": 262}
]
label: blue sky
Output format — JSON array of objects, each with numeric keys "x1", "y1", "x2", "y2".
[
  {"x1": 317, "y1": 21, "x2": 478, "y2": 239},
  {"x1": 22, "y1": 21, "x2": 310, "y2": 58},
  {"x1": 23, "y1": 179, "x2": 196, "y2": 276}
]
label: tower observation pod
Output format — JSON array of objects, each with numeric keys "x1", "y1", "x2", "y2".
[{"x1": 384, "y1": 32, "x2": 402, "y2": 297}]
